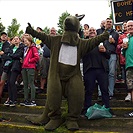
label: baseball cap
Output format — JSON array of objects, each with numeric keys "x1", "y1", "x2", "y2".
[{"x1": 1, "y1": 32, "x2": 7, "y2": 36}]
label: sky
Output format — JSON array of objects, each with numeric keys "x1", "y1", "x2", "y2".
[{"x1": 0, "y1": 0, "x2": 111, "y2": 32}]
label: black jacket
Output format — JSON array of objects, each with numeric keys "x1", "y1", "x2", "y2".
[
  {"x1": 97, "y1": 28, "x2": 119, "y2": 54},
  {"x1": 0, "y1": 41, "x2": 10, "y2": 62},
  {"x1": 83, "y1": 45, "x2": 110, "y2": 74},
  {"x1": 96, "y1": 27, "x2": 105, "y2": 35},
  {"x1": 3, "y1": 43, "x2": 24, "y2": 73}
]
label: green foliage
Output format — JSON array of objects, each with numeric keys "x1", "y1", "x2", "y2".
[
  {"x1": 0, "y1": 18, "x2": 5, "y2": 34},
  {"x1": 57, "y1": 11, "x2": 70, "y2": 35},
  {"x1": 43, "y1": 26, "x2": 50, "y2": 34},
  {"x1": 7, "y1": 18, "x2": 24, "y2": 38}
]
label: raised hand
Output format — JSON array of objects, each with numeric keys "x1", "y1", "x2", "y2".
[
  {"x1": 27, "y1": 23, "x2": 32, "y2": 28},
  {"x1": 25, "y1": 23, "x2": 32, "y2": 33}
]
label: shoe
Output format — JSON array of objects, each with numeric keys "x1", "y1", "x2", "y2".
[
  {"x1": 4, "y1": 100, "x2": 16, "y2": 107},
  {"x1": 116, "y1": 79, "x2": 125, "y2": 83},
  {"x1": 109, "y1": 96, "x2": 116, "y2": 100},
  {"x1": 4, "y1": 100, "x2": 10, "y2": 106},
  {"x1": 25, "y1": 101, "x2": 36, "y2": 107},
  {"x1": 0, "y1": 117, "x2": 11, "y2": 122},
  {"x1": 116, "y1": 79, "x2": 120, "y2": 83},
  {"x1": 45, "y1": 119, "x2": 64, "y2": 131},
  {"x1": 109, "y1": 108, "x2": 116, "y2": 117},
  {"x1": 66, "y1": 120, "x2": 79, "y2": 131},
  {"x1": 125, "y1": 93, "x2": 131, "y2": 102},
  {"x1": 124, "y1": 111, "x2": 133, "y2": 117},
  {"x1": 9, "y1": 101, "x2": 16, "y2": 107},
  {"x1": 20, "y1": 100, "x2": 29, "y2": 106}
]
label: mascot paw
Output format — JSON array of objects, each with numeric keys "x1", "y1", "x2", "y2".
[
  {"x1": 66, "y1": 120, "x2": 79, "y2": 131},
  {"x1": 25, "y1": 115, "x2": 49, "y2": 126},
  {"x1": 45, "y1": 119, "x2": 64, "y2": 131}
]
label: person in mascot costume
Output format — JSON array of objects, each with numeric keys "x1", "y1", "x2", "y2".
[{"x1": 25, "y1": 15, "x2": 109, "y2": 131}]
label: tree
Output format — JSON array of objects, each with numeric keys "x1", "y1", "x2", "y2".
[
  {"x1": 0, "y1": 18, "x2": 5, "y2": 34},
  {"x1": 43, "y1": 26, "x2": 50, "y2": 34},
  {"x1": 7, "y1": 18, "x2": 23, "y2": 38},
  {"x1": 57, "y1": 11, "x2": 70, "y2": 35}
]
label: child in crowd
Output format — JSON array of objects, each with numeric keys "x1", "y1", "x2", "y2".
[{"x1": 20, "y1": 34, "x2": 39, "y2": 106}]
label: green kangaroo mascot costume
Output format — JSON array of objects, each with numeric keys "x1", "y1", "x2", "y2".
[{"x1": 25, "y1": 16, "x2": 109, "y2": 131}]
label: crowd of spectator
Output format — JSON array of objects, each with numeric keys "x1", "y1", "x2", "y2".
[{"x1": 0, "y1": 18, "x2": 133, "y2": 118}]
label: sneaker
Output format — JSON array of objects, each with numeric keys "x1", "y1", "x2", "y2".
[
  {"x1": 9, "y1": 101, "x2": 16, "y2": 107},
  {"x1": 20, "y1": 100, "x2": 29, "y2": 106},
  {"x1": 125, "y1": 93, "x2": 131, "y2": 102},
  {"x1": 25, "y1": 101, "x2": 36, "y2": 107},
  {"x1": 124, "y1": 111, "x2": 133, "y2": 117},
  {"x1": 4, "y1": 100, "x2": 10, "y2": 106}
]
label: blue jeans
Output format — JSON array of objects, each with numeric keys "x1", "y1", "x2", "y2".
[
  {"x1": 108, "y1": 54, "x2": 117, "y2": 96},
  {"x1": 98, "y1": 54, "x2": 117, "y2": 97}
]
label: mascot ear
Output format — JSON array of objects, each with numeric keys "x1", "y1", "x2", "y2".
[
  {"x1": 75, "y1": 14, "x2": 85, "y2": 21},
  {"x1": 27, "y1": 22, "x2": 32, "y2": 28}
]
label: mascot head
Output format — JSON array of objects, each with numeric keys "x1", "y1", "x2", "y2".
[
  {"x1": 64, "y1": 16, "x2": 80, "y2": 33},
  {"x1": 61, "y1": 14, "x2": 85, "y2": 45}
]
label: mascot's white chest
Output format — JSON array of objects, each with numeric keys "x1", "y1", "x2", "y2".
[{"x1": 58, "y1": 44, "x2": 77, "y2": 66}]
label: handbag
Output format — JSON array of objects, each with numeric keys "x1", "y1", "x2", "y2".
[{"x1": 85, "y1": 103, "x2": 112, "y2": 119}]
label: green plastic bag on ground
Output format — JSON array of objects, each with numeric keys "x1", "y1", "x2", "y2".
[{"x1": 85, "y1": 103, "x2": 112, "y2": 119}]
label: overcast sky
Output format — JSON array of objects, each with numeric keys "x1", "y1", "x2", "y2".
[{"x1": 0, "y1": 0, "x2": 111, "y2": 32}]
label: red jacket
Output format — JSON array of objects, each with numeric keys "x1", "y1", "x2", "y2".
[
  {"x1": 22, "y1": 45, "x2": 39, "y2": 69},
  {"x1": 116, "y1": 32, "x2": 128, "y2": 65}
]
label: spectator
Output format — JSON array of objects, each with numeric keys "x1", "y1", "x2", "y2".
[
  {"x1": 0, "y1": 32, "x2": 10, "y2": 79},
  {"x1": 97, "y1": 18, "x2": 119, "y2": 100},
  {"x1": 96, "y1": 20, "x2": 106, "y2": 35},
  {"x1": 122, "y1": 20, "x2": 133, "y2": 117},
  {"x1": 83, "y1": 24, "x2": 89, "y2": 39},
  {"x1": 116, "y1": 21, "x2": 128, "y2": 82},
  {"x1": 116, "y1": 21, "x2": 130, "y2": 101},
  {"x1": 3, "y1": 36, "x2": 24, "y2": 107},
  {"x1": 20, "y1": 34, "x2": 39, "y2": 106},
  {"x1": 50, "y1": 27, "x2": 57, "y2": 35},
  {"x1": 0, "y1": 36, "x2": 15, "y2": 102},
  {"x1": 81, "y1": 27, "x2": 110, "y2": 115}
]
